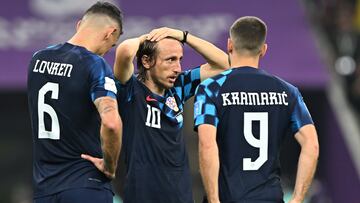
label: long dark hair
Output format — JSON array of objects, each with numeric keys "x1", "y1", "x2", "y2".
[{"x1": 136, "y1": 40, "x2": 158, "y2": 82}]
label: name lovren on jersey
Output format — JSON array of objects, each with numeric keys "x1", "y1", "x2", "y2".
[
  {"x1": 221, "y1": 91, "x2": 288, "y2": 106},
  {"x1": 32, "y1": 60, "x2": 73, "y2": 77}
]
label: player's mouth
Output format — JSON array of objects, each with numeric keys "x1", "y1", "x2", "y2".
[{"x1": 168, "y1": 76, "x2": 177, "y2": 83}]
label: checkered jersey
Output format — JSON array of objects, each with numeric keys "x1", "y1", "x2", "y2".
[
  {"x1": 193, "y1": 67, "x2": 313, "y2": 202},
  {"x1": 115, "y1": 66, "x2": 201, "y2": 203}
]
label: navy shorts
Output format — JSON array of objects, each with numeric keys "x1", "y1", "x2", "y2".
[{"x1": 34, "y1": 188, "x2": 113, "y2": 203}]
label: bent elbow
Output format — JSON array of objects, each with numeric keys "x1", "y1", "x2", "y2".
[
  {"x1": 306, "y1": 141, "x2": 319, "y2": 160},
  {"x1": 102, "y1": 115, "x2": 122, "y2": 134},
  {"x1": 116, "y1": 43, "x2": 135, "y2": 60}
]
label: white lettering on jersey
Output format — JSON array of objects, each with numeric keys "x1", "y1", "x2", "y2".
[
  {"x1": 32, "y1": 60, "x2": 73, "y2": 78},
  {"x1": 221, "y1": 91, "x2": 288, "y2": 106},
  {"x1": 145, "y1": 105, "x2": 161, "y2": 129}
]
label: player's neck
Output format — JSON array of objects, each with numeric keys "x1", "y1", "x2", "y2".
[
  {"x1": 68, "y1": 32, "x2": 99, "y2": 55},
  {"x1": 230, "y1": 55, "x2": 260, "y2": 69},
  {"x1": 143, "y1": 79, "x2": 166, "y2": 96}
]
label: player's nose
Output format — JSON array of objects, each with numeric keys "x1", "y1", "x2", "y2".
[{"x1": 173, "y1": 61, "x2": 181, "y2": 74}]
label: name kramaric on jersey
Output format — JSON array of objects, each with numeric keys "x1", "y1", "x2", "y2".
[
  {"x1": 32, "y1": 59, "x2": 73, "y2": 77},
  {"x1": 222, "y1": 91, "x2": 288, "y2": 106}
]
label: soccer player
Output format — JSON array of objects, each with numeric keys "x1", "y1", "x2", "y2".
[
  {"x1": 27, "y1": 2, "x2": 123, "y2": 202},
  {"x1": 194, "y1": 16, "x2": 319, "y2": 203},
  {"x1": 114, "y1": 28, "x2": 228, "y2": 202}
]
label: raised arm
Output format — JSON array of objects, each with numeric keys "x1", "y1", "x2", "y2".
[
  {"x1": 82, "y1": 96, "x2": 122, "y2": 179},
  {"x1": 114, "y1": 35, "x2": 147, "y2": 84},
  {"x1": 186, "y1": 32, "x2": 229, "y2": 81},
  {"x1": 147, "y1": 27, "x2": 229, "y2": 81},
  {"x1": 290, "y1": 124, "x2": 319, "y2": 203}
]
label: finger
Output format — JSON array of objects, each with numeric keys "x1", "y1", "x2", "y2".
[
  {"x1": 149, "y1": 29, "x2": 168, "y2": 41},
  {"x1": 81, "y1": 154, "x2": 96, "y2": 162},
  {"x1": 139, "y1": 34, "x2": 149, "y2": 43},
  {"x1": 147, "y1": 29, "x2": 160, "y2": 40},
  {"x1": 153, "y1": 32, "x2": 170, "y2": 41},
  {"x1": 148, "y1": 32, "x2": 162, "y2": 41},
  {"x1": 153, "y1": 31, "x2": 170, "y2": 41}
]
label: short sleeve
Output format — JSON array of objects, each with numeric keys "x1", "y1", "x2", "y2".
[
  {"x1": 290, "y1": 89, "x2": 314, "y2": 134},
  {"x1": 193, "y1": 84, "x2": 219, "y2": 131},
  {"x1": 115, "y1": 75, "x2": 136, "y2": 103},
  {"x1": 173, "y1": 67, "x2": 201, "y2": 102},
  {"x1": 89, "y1": 58, "x2": 117, "y2": 101}
]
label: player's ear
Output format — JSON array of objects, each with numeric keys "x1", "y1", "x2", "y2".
[
  {"x1": 259, "y1": 43, "x2": 267, "y2": 58},
  {"x1": 227, "y1": 38, "x2": 233, "y2": 54},
  {"x1": 104, "y1": 27, "x2": 117, "y2": 40},
  {"x1": 76, "y1": 20, "x2": 82, "y2": 31},
  {"x1": 141, "y1": 55, "x2": 152, "y2": 69}
]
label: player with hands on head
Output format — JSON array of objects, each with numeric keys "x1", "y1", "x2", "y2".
[{"x1": 113, "y1": 27, "x2": 229, "y2": 203}]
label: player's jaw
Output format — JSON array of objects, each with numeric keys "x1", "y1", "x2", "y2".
[
  {"x1": 158, "y1": 73, "x2": 178, "y2": 90},
  {"x1": 167, "y1": 74, "x2": 178, "y2": 85}
]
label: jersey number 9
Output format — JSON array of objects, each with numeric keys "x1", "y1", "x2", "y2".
[{"x1": 243, "y1": 112, "x2": 268, "y2": 171}]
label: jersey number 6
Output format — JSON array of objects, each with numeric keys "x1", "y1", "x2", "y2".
[{"x1": 37, "y1": 82, "x2": 60, "y2": 140}]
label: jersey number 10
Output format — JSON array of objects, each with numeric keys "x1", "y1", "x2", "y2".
[
  {"x1": 145, "y1": 104, "x2": 161, "y2": 129},
  {"x1": 243, "y1": 112, "x2": 268, "y2": 171}
]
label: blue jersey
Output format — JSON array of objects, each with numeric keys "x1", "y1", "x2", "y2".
[
  {"x1": 194, "y1": 67, "x2": 313, "y2": 203},
  {"x1": 116, "y1": 67, "x2": 201, "y2": 203},
  {"x1": 27, "y1": 43, "x2": 118, "y2": 198}
]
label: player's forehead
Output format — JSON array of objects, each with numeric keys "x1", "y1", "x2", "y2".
[{"x1": 156, "y1": 38, "x2": 183, "y2": 58}]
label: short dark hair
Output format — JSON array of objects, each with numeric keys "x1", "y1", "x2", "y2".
[
  {"x1": 84, "y1": 1, "x2": 123, "y2": 33},
  {"x1": 136, "y1": 40, "x2": 158, "y2": 82},
  {"x1": 230, "y1": 16, "x2": 267, "y2": 56}
]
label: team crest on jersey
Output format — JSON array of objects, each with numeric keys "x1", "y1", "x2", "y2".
[{"x1": 165, "y1": 96, "x2": 179, "y2": 112}]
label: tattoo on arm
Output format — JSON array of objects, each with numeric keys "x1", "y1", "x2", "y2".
[{"x1": 94, "y1": 97, "x2": 118, "y2": 115}]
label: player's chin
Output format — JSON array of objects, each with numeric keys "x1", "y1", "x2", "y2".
[{"x1": 164, "y1": 81, "x2": 175, "y2": 89}]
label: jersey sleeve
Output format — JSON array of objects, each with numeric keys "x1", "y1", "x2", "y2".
[
  {"x1": 89, "y1": 58, "x2": 117, "y2": 102},
  {"x1": 115, "y1": 75, "x2": 136, "y2": 103},
  {"x1": 290, "y1": 88, "x2": 314, "y2": 134},
  {"x1": 173, "y1": 66, "x2": 201, "y2": 102},
  {"x1": 193, "y1": 83, "x2": 219, "y2": 131}
]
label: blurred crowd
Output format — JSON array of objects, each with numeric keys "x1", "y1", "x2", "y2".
[{"x1": 309, "y1": 0, "x2": 360, "y2": 113}]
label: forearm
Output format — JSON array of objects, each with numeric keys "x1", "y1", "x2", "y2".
[
  {"x1": 186, "y1": 33, "x2": 228, "y2": 70},
  {"x1": 100, "y1": 118, "x2": 122, "y2": 175},
  {"x1": 114, "y1": 37, "x2": 140, "y2": 83},
  {"x1": 199, "y1": 143, "x2": 220, "y2": 203},
  {"x1": 292, "y1": 145, "x2": 319, "y2": 202},
  {"x1": 95, "y1": 96, "x2": 123, "y2": 177},
  {"x1": 147, "y1": 27, "x2": 228, "y2": 70}
]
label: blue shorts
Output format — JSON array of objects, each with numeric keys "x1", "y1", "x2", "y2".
[{"x1": 33, "y1": 188, "x2": 113, "y2": 203}]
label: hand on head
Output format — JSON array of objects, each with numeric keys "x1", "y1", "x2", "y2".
[
  {"x1": 147, "y1": 27, "x2": 183, "y2": 42},
  {"x1": 139, "y1": 34, "x2": 149, "y2": 43}
]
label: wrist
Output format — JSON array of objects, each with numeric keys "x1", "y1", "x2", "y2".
[
  {"x1": 208, "y1": 196, "x2": 220, "y2": 203},
  {"x1": 181, "y1": 31, "x2": 189, "y2": 44},
  {"x1": 290, "y1": 195, "x2": 304, "y2": 203}
]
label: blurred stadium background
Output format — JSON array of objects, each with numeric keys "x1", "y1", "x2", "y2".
[{"x1": 1, "y1": 0, "x2": 359, "y2": 202}]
